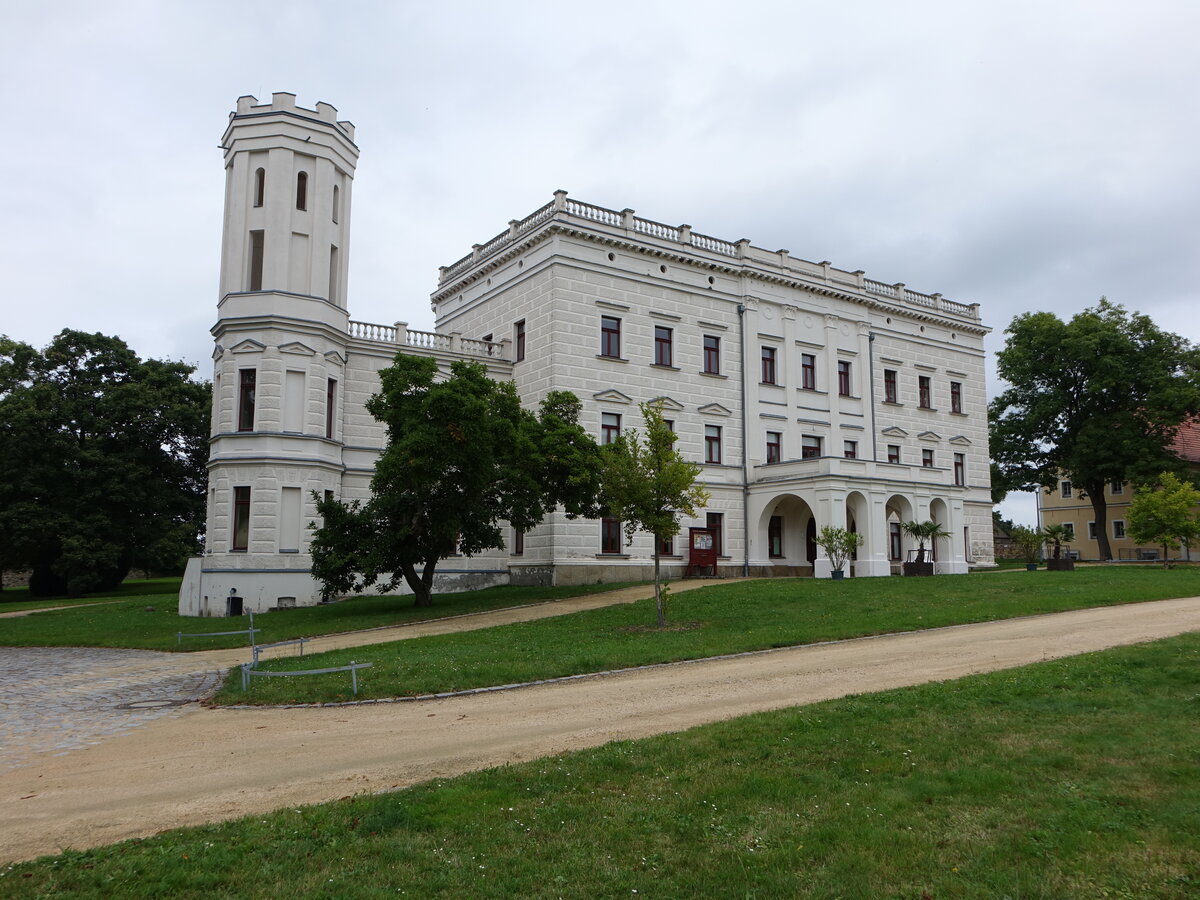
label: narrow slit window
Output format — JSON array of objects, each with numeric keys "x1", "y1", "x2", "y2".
[
  {"x1": 248, "y1": 230, "x2": 264, "y2": 291},
  {"x1": 328, "y1": 245, "x2": 339, "y2": 304},
  {"x1": 253, "y1": 168, "x2": 265, "y2": 207},
  {"x1": 237, "y1": 369, "x2": 256, "y2": 432},
  {"x1": 332, "y1": 184, "x2": 340, "y2": 223},
  {"x1": 232, "y1": 486, "x2": 251, "y2": 551},
  {"x1": 325, "y1": 378, "x2": 337, "y2": 439},
  {"x1": 296, "y1": 171, "x2": 308, "y2": 210}
]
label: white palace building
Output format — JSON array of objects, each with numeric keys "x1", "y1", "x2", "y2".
[{"x1": 179, "y1": 94, "x2": 995, "y2": 616}]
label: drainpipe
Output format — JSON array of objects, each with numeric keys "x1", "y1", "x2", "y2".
[
  {"x1": 738, "y1": 302, "x2": 750, "y2": 577},
  {"x1": 867, "y1": 332, "x2": 878, "y2": 461}
]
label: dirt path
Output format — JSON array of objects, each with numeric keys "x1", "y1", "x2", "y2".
[{"x1": 2, "y1": 595, "x2": 1198, "y2": 863}]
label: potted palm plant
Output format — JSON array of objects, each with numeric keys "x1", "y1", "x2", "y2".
[
  {"x1": 815, "y1": 526, "x2": 864, "y2": 580},
  {"x1": 1043, "y1": 523, "x2": 1075, "y2": 571},
  {"x1": 1009, "y1": 525, "x2": 1042, "y2": 570},
  {"x1": 901, "y1": 520, "x2": 950, "y2": 576}
]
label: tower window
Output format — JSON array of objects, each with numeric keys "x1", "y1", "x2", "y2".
[
  {"x1": 253, "y1": 168, "x2": 265, "y2": 208},
  {"x1": 232, "y1": 486, "x2": 251, "y2": 551},
  {"x1": 248, "y1": 230, "x2": 264, "y2": 291},
  {"x1": 325, "y1": 378, "x2": 337, "y2": 439},
  {"x1": 332, "y1": 184, "x2": 340, "y2": 223},
  {"x1": 328, "y1": 245, "x2": 340, "y2": 305},
  {"x1": 237, "y1": 369, "x2": 256, "y2": 432},
  {"x1": 515, "y1": 320, "x2": 526, "y2": 362},
  {"x1": 296, "y1": 171, "x2": 308, "y2": 210}
]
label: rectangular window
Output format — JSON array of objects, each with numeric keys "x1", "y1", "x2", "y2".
[
  {"x1": 950, "y1": 381, "x2": 963, "y2": 414},
  {"x1": 601, "y1": 517, "x2": 622, "y2": 554},
  {"x1": 658, "y1": 535, "x2": 674, "y2": 556},
  {"x1": 768, "y1": 516, "x2": 784, "y2": 558},
  {"x1": 802, "y1": 435, "x2": 822, "y2": 459},
  {"x1": 837, "y1": 360, "x2": 852, "y2": 397},
  {"x1": 600, "y1": 316, "x2": 621, "y2": 358},
  {"x1": 703, "y1": 335, "x2": 721, "y2": 374},
  {"x1": 922, "y1": 448, "x2": 934, "y2": 468},
  {"x1": 707, "y1": 512, "x2": 724, "y2": 556},
  {"x1": 325, "y1": 378, "x2": 337, "y2": 439},
  {"x1": 248, "y1": 230, "x2": 264, "y2": 291},
  {"x1": 844, "y1": 441, "x2": 857, "y2": 459},
  {"x1": 237, "y1": 369, "x2": 256, "y2": 432},
  {"x1": 889, "y1": 522, "x2": 902, "y2": 560},
  {"x1": 801, "y1": 353, "x2": 817, "y2": 391},
  {"x1": 1062, "y1": 522, "x2": 1076, "y2": 540},
  {"x1": 1113, "y1": 519, "x2": 1126, "y2": 539},
  {"x1": 884, "y1": 369, "x2": 898, "y2": 403},
  {"x1": 918, "y1": 376, "x2": 932, "y2": 409},
  {"x1": 761, "y1": 346, "x2": 777, "y2": 384},
  {"x1": 953, "y1": 452, "x2": 965, "y2": 486},
  {"x1": 232, "y1": 486, "x2": 251, "y2": 551},
  {"x1": 654, "y1": 326, "x2": 673, "y2": 367},
  {"x1": 279, "y1": 486, "x2": 301, "y2": 552},
  {"x1": 887, "y1": 444, "x2": 901, "y2": 464},
  {"x1": 1061, "y1": 480, "x2": 1072, "y2": 498},
  {"x1": 766, "y1": 431, "x2": 781, "y2": 464},
  {"x1": 512, "y1": 529, "x2": 524, "y2": 556},
  {"x1": 1087, "y1": 521, "x2": 1097, "y2": 540},
  {"x1": 705, "y1": 425, "x2": 722, "y2": 464},
  {"x1": 601, "y1": 412, "x2": 621, "y2": 445},
  {"x1": 515, "y1": 320, "x2": 526, "y2": 362},
  {"x1": 1110, "y1": 481, "x2": 1123, "y2": 495}
]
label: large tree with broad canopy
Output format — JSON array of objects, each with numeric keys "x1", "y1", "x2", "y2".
[
  {"x1": 309, "y1": 354, "x2": 603, "y2": 607},
  {"x1": 989, "y1": 300, "x2": 1200, "y2": 560}
]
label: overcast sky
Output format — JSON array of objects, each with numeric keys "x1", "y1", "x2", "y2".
[{"x1": 3, "y1": 1, "x2": 1198, "y2": 526}]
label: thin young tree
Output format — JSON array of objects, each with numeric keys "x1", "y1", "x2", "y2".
[
  {"x1": 600, "y1": 401, "x2": 710, "y2": 627},
  {"x1": 1127, "y1": 471, "x2": 1200, "y2": 567}
]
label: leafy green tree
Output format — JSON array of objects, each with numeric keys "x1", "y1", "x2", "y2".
[
  {"x1": 1127, "y1": 471, "x2": 1200, "y2": 567},
  {"x1": 0, "y1": 330, "x2": 210, "y2": 595},
  {"x1": 599, "y1": 402, "x2": 710, "y2": 627},
  {"x1": 814, "y1": 526, "x2": 863, "y2": 578},
  {"x1": 990, "y1": 300, "x2": 1200, "y2": 560},
  {"x1": 310, "y1": 354, "x2": 602, "y2": 607},
  {"x1": 1009, "y1": 525, "x2": 1043, "y2": 565}
]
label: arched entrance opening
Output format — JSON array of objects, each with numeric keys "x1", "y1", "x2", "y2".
[
  {"x1": 758, "y1": 493, "x2": 817, "y2": 576},
  {"x1": 885, "y1": 494, "x2": 915, "y2": 575}
]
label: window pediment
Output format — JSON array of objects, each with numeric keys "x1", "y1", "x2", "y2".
[
  {"x1": 698, "y1": 402, "x2": 732, "y2": 417},
  {"x1": 230, "y1": 339, "x2": 266, "y2": 354},
  {"x1": 593, "y1": 389, "x2": 633, "y2": 405},
  {"x1": 279, "y1": 341, "x2": 317, "y2": 356},
  {"x1": 880, "y1": 425, "x2": 909, "y2": 438}
]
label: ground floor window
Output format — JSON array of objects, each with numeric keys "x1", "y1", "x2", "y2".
[
  {"x1": 889, "y1": 522, "x2": 902, "y2": 560},
  {"x1": 658, "y1": 535, "x2": 673, "y2": 556},
  {"x1": 601, "y1": 518, "x2": 622, "y2": 554}
]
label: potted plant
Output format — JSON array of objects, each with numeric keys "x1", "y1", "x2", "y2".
[
  {"x1": 1043, "y1": 523, "x2": 1075, "y2": 571},
  {"x1": 1009, "y1": 525, "x2": 1042, "y2": 570},
  {"x1": 815, "y1": 526, "x2": 864, "y2": 580},
  {"x1": 901, "y1": 520, "x2": 950, "y2": 576}
]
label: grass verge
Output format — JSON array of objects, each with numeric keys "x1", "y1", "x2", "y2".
[
  {"x1": 217, "y1": 566, "x2": 1200, "y2": 704},
  {"x1": 7, "y1": 633, "x2": 1199, "y2": 897},
  {"x1": 0, "y1": 578, "x2": 185, "y2": 614},
  {"x1": 0, "y1": 582, "x2": 642, "y2": 651}
]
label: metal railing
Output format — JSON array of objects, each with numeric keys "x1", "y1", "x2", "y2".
[{"x1": 240, "y1": 660, "x2": 373, "y2": 696}]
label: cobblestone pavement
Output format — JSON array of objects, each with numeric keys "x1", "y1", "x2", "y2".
[{"x1": 0, "y1": 648, "x2": 224, "y2": 773}]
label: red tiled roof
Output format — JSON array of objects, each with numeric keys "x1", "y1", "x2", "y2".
[{"x1": 1170, "y1": 420, "x2": 1200, "y2": 464}]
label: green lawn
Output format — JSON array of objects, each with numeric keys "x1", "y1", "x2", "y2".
[
  {"x1": 0, "y1": 578, "x2": 185, "y2": 614},
  {"x1": 7, "y1": 633, "x2": 1198, "y2": 898},
  {"x1": 219, "y1": 566, "x2": 1200, "y2": 705},
  {"x1": 0, "y1": 582, "x2": 642, "y2": 651}
]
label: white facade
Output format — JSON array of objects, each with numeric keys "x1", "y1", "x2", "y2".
[{"x1": 180, "y1": 95, "x2": 994, "y2": 616}]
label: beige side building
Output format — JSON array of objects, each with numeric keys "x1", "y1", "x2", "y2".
[{"x1": 1037, "y1": 423, "x2": 1200, "y2": 561}]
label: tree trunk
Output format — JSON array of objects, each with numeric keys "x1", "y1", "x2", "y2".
[
  {"x1": 1085, "y1": 483, "x2": 1113, "y2": 560},
  {"x1": 653, "y1": 543, "x2": 665, "y2": 628},
  {"x1": 400, "y1": 561, "x2": 435, "y2": 607}
]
